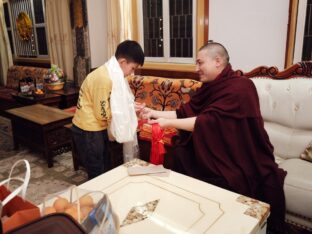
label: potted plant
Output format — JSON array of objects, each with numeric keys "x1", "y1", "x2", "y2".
[{"x1": 44, "y1": 64, "x2": 65, "y2": 90}]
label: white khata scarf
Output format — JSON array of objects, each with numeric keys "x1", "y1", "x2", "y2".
[{"x1": 105, "y1": 56, "x2": 139, "y2": 162}]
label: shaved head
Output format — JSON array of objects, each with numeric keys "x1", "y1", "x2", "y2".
[
  {"x1": 196, "y1": 42, "x2": 230, "y2": 82},
  {"x1": 199, "y1": 42, "x2": 229, "y2": 67}
]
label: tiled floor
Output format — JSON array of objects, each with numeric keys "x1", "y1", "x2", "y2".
[{"x1": 0, "y1": 116, "x2": 88, "y2": 205}]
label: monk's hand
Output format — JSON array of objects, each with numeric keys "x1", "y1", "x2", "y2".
[
  {"x1": 134, "y1": 102, "x2": 146, "y2": 114},
  {"x1": 148, "y1": 118, "x2": 169, "y2": 128},
  {"x1": 140, "y1": 107, "x2": 153, "y2": 120}
]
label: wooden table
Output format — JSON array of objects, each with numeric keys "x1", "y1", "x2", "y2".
[
  {"x1": 49, "y1": 87, "x2": 80, "y2": 109},
  {"x1": 11, "y1": 87, "x2": 79, "y2": 109},
  {"x1": 11, "y1": 92, "x2": 62, "y2": 108},
  {"x1": 76, "y1": 160, "x2": 270, "y2": 234},
  {"x1": 5, "y1": 104, "x2": 74, "y2": 167}
]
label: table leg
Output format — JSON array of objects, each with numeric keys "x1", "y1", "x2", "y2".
[
  {"x1": 11, "y1": 123, "x2": 19, "y2": 150},
  {"x1": 72, "y1": 139, "x2": 79, "y2": 171},
  {"x1": 13, "y1": 135, "x2": 19, "y2": 150},
  {"x1": 45, "y1": 149, "x2": 53, "y2": 168}
]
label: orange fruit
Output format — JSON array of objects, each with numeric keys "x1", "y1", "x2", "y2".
[
  {"x1": 53, "y1": 197, "x2": 70, "y2": 212},
  {"x1": 79, "y1": 195, "x2": 94, "y2": 207},
  {"x1": 43, "y1": 206, "x2": 56, "y2": 215}
]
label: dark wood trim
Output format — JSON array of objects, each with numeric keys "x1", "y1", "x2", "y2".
[
  {"x1": 285, "y1": 0, "x2": 299, "y2": 68},
  {"x1": 204, "y1": 0, "x2": 209, "y2": 43},
  {"x1": 13, "y1": 57, "x2": 51, "y2": 68},
  {"x1": 236, "y1": 61, "x2": 312, "y2": 79},
  {"x1": 134, "y1": 62, "x2": 312, "y2": 81},
  {"x1": 135, "y1": 68, "x2": 199, "y2": 80}
]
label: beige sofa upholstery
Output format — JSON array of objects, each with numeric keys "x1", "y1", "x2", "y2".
[{"x1": 240, "y1": 61, "x2": 312, "y2": 230}]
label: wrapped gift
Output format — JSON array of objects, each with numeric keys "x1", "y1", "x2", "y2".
[
  {"x1": 138, "y1": 120, "x2": 178, "y2": 146},
  {"x1": 138, "y1": 120, "x2": 178, "y2": 165}
]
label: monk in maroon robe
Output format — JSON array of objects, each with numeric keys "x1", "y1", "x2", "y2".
[{"x1": 140, "y1": 42, "x2": 286, "y2": 233}]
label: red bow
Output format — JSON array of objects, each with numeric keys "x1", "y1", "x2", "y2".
[{"x1": 150, "y1": 123, "x2": 166, "y2": 165}]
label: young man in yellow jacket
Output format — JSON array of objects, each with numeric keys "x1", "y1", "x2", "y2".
[{"x1": 72, "y1": 40, "x2": 144, "y2": 179}]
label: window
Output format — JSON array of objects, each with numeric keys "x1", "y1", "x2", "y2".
[
  {"x1": 137, "y1": 0, "x2": 197, "y2": 64},
  {"x1": 3, "y1": 0, "x2": 48, "y2": 58},
  {"x1": 302, "y1": 0, "x2": 312, "y2": 61}
]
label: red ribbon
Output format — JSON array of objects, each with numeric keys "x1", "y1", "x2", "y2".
[
  {"x1": 138, "y1": 119, "x2": 148, "y2": 129},
  {"x1": 150, "y1": 123, "x2": 166, "y2": 165}
]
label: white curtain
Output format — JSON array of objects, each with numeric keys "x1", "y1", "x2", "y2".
[
  {"x1": 0, "y1": 0, "x2": 13, "y2": 85},
  {"x1": 119, "y1": 0, "x2": 132, "y2": 41},
  {"x1": 106, "y1": 0, "x2": 133, "y2": 58},
  {"x1": 45, "y1": 0, "x2": 74, "y2": 81}
]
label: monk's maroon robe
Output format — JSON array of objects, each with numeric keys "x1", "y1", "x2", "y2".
[{"x1": 174, "y1": 65, "x2": 286, "y2": 233}]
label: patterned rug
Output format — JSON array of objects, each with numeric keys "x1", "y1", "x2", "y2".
[{"x1": 0, "y1": 116, "x2": 88, "y2": 205}]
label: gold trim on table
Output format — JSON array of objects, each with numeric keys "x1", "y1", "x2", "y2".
[
  {"x1": 121, "y1": 199, "x2": 160, "y2": 227},
  {"x1": 236, "y1": 195, "x2": 270, "y2": 225}
]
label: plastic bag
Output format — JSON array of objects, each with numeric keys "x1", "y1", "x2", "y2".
[{"x1": 42, "y1": 186, "x2": 119, "y2": 233}]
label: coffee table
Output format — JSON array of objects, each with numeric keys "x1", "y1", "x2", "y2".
[
  {"x1": 11, "y1": 87, "x2": 79, "y2": 109},
  {"x1": 49, "y1": 87, "x2": 80, "y2": 109},
  {"x1": 11, "y1": 92, "x2": 62, "y2": 108},
  {"x1": 5, "y1": 104, "x2": 74, "y2": 167},
  {"x1": 78, "y1": 159, "x2": 269, "y2": 234}
]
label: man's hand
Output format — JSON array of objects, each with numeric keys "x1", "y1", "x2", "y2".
[
  {"x1": 149, "y1": 116, "x2": 196, "y2": 131},
  {"x1": 139, "y1": 107, "x2": 153, "y2": 120},
  {"x1": 148, "y1": 118, "x2": 169, "y2": 128},
  {"x1": 134, "y1": 102, "x2": 146, "y2": 113}
]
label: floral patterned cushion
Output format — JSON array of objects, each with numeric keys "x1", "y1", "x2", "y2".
[
  {"x1": 128, "y1": 75, "x2": 202, "y2": 146},
  {"x1": 6, "y1": 65, "x2": 49, "y2": 90},
  {"x1": 127, "y1": 75, "x2": 202, "y2": 111}
]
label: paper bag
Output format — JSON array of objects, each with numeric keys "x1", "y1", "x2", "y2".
[{"x1": 0, "y1": 160, "x2": 40, "y2": 233}]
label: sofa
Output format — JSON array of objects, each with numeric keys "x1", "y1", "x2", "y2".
[
  {"x1": 131, "y1": 61, "x2": 312, "y2": 231},
  {"x1": 0, "y1": 65, "x2": 49, "y2": 113},
  {"x1": 237, "y1": 61, "x2": 312, "y2": 231}
]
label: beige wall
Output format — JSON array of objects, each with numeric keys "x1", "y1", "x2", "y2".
[
  {"x1": 209, "y1": 0, "x2": 290, "y2": 71},
  {"x1": 86, "y1": 0, "x2": 107, "y2": 68},
  {"x1": 87, "y1": 0, "x2": 305, "y2": 71}
]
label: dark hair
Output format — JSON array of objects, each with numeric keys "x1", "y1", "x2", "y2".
[{"x1": 115, "y1": 40, "x2": 145, "y2": 66}]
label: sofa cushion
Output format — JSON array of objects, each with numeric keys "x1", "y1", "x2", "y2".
[
  {"x1": 300, "y1": 141, "x2": 312, "y2": 162},
  {"x1": 0, "y1": 87, "x2": 17, "y2": 101},
  {"x1": 251, "y1": 78, "x2": 312, "y2": 130},
  {"x1": 127, "y1": 75, "x2": 202, "y2": 111},
  {"x1": 264, "y1": 122, "x2": 312, "y2": 160},
  {"x1": 252, "y1": 77, "x2": 312, "y2": 160},
  {"x1": 279, "y1": 158, "x2": 312, "y2": 220}
]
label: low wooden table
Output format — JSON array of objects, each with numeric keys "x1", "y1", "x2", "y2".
[
  {"x1": 11, "y1": 87, "x2": 79, "y2": 109},
  {"x1": 11, "y1": 92, "x2": 62, "y2": 108},
  {"x1": 49, "y1": 87, "x2": 80, "y2": 109},
  {"x1": 76, "y1": 160, "x2": 269, "y2": 234},
  {"x1": 5, "y1": 104, "x2": 74, "y2": 167}
]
